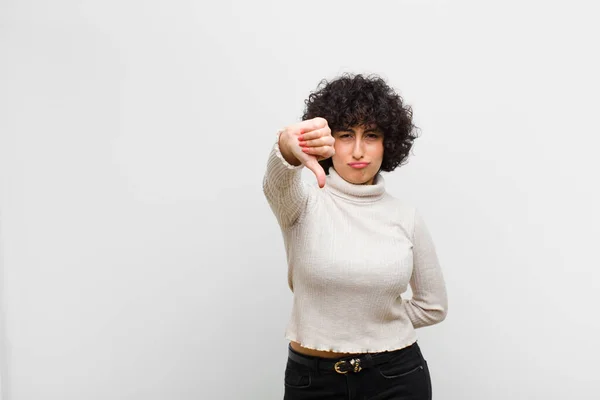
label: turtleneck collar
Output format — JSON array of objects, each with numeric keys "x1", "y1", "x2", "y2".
[{"x1": 325, "y1": 167, "x2": 386, "y2": 203}]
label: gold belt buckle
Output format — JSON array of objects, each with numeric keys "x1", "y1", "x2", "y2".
[
  {"x1": 334, "y1": 361, "x2": 348, "y2": 374},
  {"x1": 334, "y1": 358, "x2": 362, "y2": 374}
]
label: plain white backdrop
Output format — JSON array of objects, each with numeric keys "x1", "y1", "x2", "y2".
[{"x1": 1, "y1": 1, "x2": 599, "y2": 399}]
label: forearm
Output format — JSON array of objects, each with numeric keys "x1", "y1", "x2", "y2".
[
  {"x1": 403, "y1": 288, "x2": 447, "y2": 329},
  {"x1": 262, "y1": 130, "x2": 309, "y2": 228}
]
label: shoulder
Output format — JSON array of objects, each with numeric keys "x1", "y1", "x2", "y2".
[
  {"x1": 383, "y1": 192, "x2": 417, "y2": 217},
  {"x1": 382, "y1": 193, "x2": 418, "y2": 238}
]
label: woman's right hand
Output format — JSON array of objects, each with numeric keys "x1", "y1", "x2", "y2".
[{"x1": 279, "y1": 117, "x2": 335, "y2": 188}]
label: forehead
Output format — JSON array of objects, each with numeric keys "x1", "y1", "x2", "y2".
[{"x1": 338, "y1": 123, "x2": 381, "y2": 132}]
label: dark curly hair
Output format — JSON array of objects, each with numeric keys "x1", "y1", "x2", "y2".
[{"x1": 301, "y1": 73, "x2": 419, "y2": 173}]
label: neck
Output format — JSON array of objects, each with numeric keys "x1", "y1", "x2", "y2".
[{"x1": 325, "y1": 167, "x2": 386, "y2": 203}]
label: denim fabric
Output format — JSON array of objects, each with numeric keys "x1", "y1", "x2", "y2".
[{"x1": 284, "y1": 342, "x2": 432, "y2": 400}]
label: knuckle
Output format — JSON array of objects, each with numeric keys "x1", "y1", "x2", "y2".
[{"x1": 314, "y1": 117, "x2": 327, "y2": 128}]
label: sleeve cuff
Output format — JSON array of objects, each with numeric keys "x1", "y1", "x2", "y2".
[{"x1": 274, "y1": 129, "x2": 304, "y2": 170}]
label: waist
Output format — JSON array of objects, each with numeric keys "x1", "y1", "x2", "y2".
[
  {"x1": 287, "y1": 341, "x2": 421, "y2": 374},
  {"x1": 289, "y1": 341, "x2": 361, "y2": 358}
]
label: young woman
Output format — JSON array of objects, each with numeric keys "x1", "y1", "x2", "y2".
[{"x1": 263, "y1": 74, "x2": 448, "y2": 400}]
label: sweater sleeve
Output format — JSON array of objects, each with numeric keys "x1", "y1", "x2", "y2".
[
  {"x1": 403, "y1": 209, "x2": 448, "y2": 328},
  {"x1": 262, "y1": 130, "x2": 311, "y2": 229}
]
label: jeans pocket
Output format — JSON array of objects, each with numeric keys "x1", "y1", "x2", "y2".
[
  {"x1": 377, "y1": 362, "x2": 424, "y2": 379},
  {"x1": 284, "y1": 362, "x2": 312, "y2": 389}
]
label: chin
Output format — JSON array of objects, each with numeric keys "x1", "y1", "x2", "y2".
[{"x1": 340, "y1": 168, "x2": 377, "y2": 185}]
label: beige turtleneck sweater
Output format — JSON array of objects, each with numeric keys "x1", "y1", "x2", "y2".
[{"x1": 262, "y1": 133, "x2": 448, "y2": 353}]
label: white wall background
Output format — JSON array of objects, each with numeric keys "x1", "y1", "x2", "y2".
[{"x1": 1, "y1": 1, "x2": 599, "y2": 399}]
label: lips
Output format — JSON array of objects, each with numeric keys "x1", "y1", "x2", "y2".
[{"x1": 348, "y1": 162, "x2": 370, "y2": 169}]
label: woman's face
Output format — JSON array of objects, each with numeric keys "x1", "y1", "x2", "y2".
[{"x1": 331, "y1": 124, "x2": 384, "y2": 185}]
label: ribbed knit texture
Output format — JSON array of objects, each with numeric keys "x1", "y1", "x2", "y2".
[{"x1": 263, "y1": 132, "x2": 448, "y2": 353}]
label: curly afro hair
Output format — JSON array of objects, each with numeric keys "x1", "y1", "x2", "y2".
[{"x1": 301, "y1": 73, "x2": 419, "y2": 173}]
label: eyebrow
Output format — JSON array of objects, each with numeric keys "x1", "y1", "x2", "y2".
[{"x1": 339, "y1": 126, "x2": 381, "y2": 133}]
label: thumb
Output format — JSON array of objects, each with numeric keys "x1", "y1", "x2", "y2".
[{"x1": 304, "y1": 158, "x2": 326, "y2": 188}]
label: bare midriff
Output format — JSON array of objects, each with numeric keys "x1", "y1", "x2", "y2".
[{"x1": 289, "y1": 340, "x2": 361, "y2": 359}]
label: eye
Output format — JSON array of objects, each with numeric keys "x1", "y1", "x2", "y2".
[
  {"x1": 338, "y1": 133, "x2": 352, "y2": 139},
  {"x1": 366, "y1": 133, "x2": 380, "y2": 139}
]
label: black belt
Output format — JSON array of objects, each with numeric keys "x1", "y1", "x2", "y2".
[{"x1": 287, "y1": 342, "x2": 418, "y2": 374}]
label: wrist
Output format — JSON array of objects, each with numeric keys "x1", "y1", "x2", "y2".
[{"x1": 278, "y1": 130, "x2": 302, "y2": 166}]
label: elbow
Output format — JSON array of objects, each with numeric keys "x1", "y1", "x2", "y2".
[
  {"x1": 433, "y1": 295, "x2": 449, "y2": 324},
  {"x1": 405, "y1": 298, "x2": 448, "y2": 329},
  {"x1": 424, "y1": 304, "x2": 447, "y2": 326},
  {"x1": 433, "y1": 305, "x2": 448, "y2": 324},
  {"x1": 424, "y1": 293, "x2": 449, "y2": 326},
  {"x1": 430, "y1": 289, "x2": 448, "y2": 324}
]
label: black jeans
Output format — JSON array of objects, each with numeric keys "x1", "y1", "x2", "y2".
[{"x1": 284, "y1": 341, "x2": 432, "y2": 400}]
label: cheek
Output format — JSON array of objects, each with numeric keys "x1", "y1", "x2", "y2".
[
  {"x1": 372, "y1": 143, "x2": 384, "y2": 161},
  {"x1": 332, "y1": 142, "x2": 345, "y2": 159}
]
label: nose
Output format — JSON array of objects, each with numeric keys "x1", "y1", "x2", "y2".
[{"x1": 352, "y1": 137, "x2": 365, "y2": 160}]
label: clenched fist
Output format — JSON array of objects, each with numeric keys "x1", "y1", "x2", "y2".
[{"x1": 279, "y1": 117, "x2": 335, "y2": 188}]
